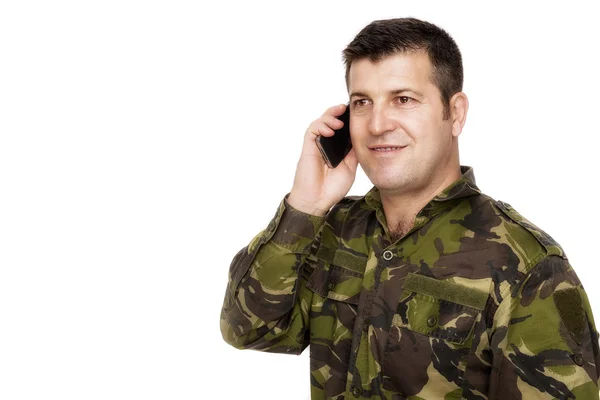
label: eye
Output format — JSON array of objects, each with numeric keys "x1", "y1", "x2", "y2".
[
  {"x1": 353, "y1": 99, "x2": 369, "y2": 108},
  {"x1": 397, "y1": 96, "x2": 412, "y2": 104}
]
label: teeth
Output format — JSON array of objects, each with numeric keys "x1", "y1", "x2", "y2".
[{"x1": 374, "y1": 147, "x2": 399, "y2": 151}]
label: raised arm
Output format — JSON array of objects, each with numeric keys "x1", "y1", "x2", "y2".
[{"x1": 220, "y1": 196, "x2": 325, "y2": 353}]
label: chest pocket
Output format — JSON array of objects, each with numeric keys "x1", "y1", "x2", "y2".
[
  {"x1": 396, "y1": 272, "x2": 487, "y2": 343},
  {"x1": 305, "y1": 246, "x2": 367, "y2": 399},
  {"x1": 382, "y1": 273, "x2": 488, "y2": 398},
  {"x1": 305, "y1": 246, "x2": 366, "y2": 305}
]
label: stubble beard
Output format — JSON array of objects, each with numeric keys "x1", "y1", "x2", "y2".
[{"x1": 368, "y1": 162, "x2": 416, "y2": 194}]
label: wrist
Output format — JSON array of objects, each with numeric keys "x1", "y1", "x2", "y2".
[{"x1": 285, "y1": 195, "x2": 328, "y2": 217}]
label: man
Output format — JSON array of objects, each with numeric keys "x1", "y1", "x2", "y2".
[{"x1": 220, "y1": 17, "x2": 600, "y2": 399}]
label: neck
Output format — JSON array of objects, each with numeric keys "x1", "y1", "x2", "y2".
[{"x1": 380, "y1": 162, "x2": 462, "y2": 240}]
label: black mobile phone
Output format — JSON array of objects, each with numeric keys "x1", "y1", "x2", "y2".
[{"x1": 316, "y1": 104, "x2": 352, "y2": 168}]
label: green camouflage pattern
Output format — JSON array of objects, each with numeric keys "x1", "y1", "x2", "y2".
[{"x1": 220, "y1": 165, "x2": 600, "y2": 399}]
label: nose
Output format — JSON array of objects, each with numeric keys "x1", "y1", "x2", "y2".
[{"x1": 367, "y1": 104, "x2": 395, "y2": 136}]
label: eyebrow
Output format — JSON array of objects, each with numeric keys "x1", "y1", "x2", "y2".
[{"x1": 349, "y1": 88, "x2": 424, "y2": 99}]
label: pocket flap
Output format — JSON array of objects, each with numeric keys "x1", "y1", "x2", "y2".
[
  {"x1": 396, "y1": 273, "x2": 488, "y2": 345},
  {"x1": 402, "y1": 273, "x2": 488, "y2": 310},
  {"x1": 306, "y1": 248, "x2": 366, "y2": 305}
]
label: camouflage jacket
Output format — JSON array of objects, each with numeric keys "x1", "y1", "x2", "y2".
[{"x1": 220, "y1": 165, "x2": 600, "y2": 399}]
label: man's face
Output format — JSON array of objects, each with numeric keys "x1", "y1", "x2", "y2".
[{"x1": 348, "y1": 51, "x2": 457, "y2": 194}]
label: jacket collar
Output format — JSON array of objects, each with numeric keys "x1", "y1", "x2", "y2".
[{"x1": 364, "y1": 165, "x2": 481, "y2": 211}]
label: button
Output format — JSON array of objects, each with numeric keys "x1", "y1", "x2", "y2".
[
  {"x1": 327, "y1": 281, "x2": 335, "y2": 291},
  {"x1": 362, "y1": 320, "x2": 369, "y2": 332},
  {"x1": 382, "y1": 250, "x2": 393, "y2": 260},
  {"x1": 351, "y1": 385, "x2": 362, "y2": 397},
  {"x1": 573, "y1": 354, "x2": 584, "y2": 366},
  {"x1": 427, "y1": 315, "x2": 437, "y2": 327}
]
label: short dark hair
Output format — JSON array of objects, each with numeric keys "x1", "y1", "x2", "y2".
[{"x1": 342, "y1": 17, "x2": 463, "y2": 120}]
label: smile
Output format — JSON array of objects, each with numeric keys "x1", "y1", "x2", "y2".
[{"x1": 372, "y1": 147, "x2": 402, "y2": 152}]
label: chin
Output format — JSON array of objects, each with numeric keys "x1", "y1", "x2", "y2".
[
  {"x1": 375, "y1": 180, "x2": 408, "y2": 192},
  {"x1": 370, "y1": 171, "x2": 411, "y2": 192},
  {"x1": 361, "y1": 158, "x2": 415, "y2": 189}
]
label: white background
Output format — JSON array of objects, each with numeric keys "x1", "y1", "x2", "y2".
[{"x1": 1, "y1": 1, "x2": 599, "y2": 399}]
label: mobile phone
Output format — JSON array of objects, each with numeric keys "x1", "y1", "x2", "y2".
[{"x1": 316, "y1": 104, "x2": 352, "y2": 168}]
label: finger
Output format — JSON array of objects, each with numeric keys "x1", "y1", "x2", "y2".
[
  {"x1": 321, "y1": 115, "x2": 344, "y2": 130},
  {"x1": 308, "y1": 116, "x2": 344, "y2": 139},
  {"x1": 316, "y1": 122, "x2": 335, "y2": 137},
  {"x1": 322, "y1": 103, "x2": 347, "y2": 118},
  {"x1": 307, "y1": 120, "x2": 334, "y2": 136}
]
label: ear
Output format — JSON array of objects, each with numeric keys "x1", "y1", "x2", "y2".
[{"x1": 449, "y1": 92, "x2": 469, "y2": 138}]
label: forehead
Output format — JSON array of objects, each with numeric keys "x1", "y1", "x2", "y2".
[{"x1": 348, "y1": 51, "x2": 434, "y2": 94}]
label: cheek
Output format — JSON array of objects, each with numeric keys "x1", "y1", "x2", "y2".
[
  {"x1": 349, "y1": 124, "x2": 368, "y2": 146},
  {"x1": 405, "y1": 113, "x2": 447, "y2": 144},
  {"x1": 404, "y1": 113, "x2": 432, "y2": 133}
]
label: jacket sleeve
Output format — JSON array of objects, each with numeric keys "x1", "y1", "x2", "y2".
[
  {"x1": 489, "y1": 255, "x2": 600, "y2": 399},
  {"x1": 220, "y1": 194, "x2": 326, "y2": 354}
]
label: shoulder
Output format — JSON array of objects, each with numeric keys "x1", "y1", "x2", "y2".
[
  {"x1": 478, "y1": 194, "x2": 567, "y2": 274},
  {"x1": 494, "y1": 199, "x2": 565, "y2": 257},
  {"x1": 326, "y1": 194, "x2": 370, "y2": 221},
  {"x1": 318, "y1": 194, "x2": 372, "y2": 249}
]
